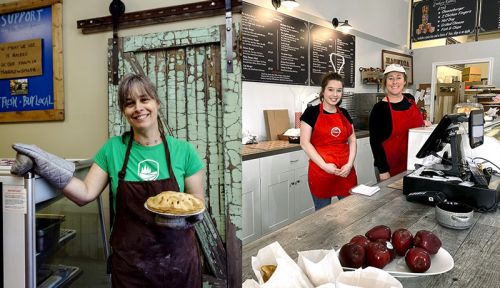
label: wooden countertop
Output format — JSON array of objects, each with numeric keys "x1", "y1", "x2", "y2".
[
  {"x1": 242, "y1": 140, "x2": 301, "y2": 161},
  {"x1": 242, "y1": 130, "x2": 369, "y2": 161},
  {"x1": 242, "y1": 173, "x2": 500, "y2": 287}
]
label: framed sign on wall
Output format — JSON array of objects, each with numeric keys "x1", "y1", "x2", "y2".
[
  {"x1": 0, "y1": 0, "x2": 63, "y2": 123},
  {"x1": 381, "y1": 50, "x2": 413, "y2": 85}
]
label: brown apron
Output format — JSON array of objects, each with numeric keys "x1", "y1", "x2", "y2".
[{"x1": 110, "y1": 135, "x2": 202, "y2": 288}]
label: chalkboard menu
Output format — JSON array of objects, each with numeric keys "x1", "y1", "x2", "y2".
[
  {"x1": 242, "y1": 3, "x2": 308, "y2": 85},
  {"x1": 412, "y1": 0, "x2": 477, "y2": 42},
  {"x1": 480, "y1": 0, "x2": 500, "y2": 32},
  {"x1": 309, "y1": 24, "x2": 355, "y2": 88}
]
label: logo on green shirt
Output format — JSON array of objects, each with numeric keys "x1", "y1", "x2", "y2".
[{"x1": 138, "y1": 159, "x2": 159, "y2": 181}]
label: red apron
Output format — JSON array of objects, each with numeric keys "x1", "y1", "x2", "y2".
[
  {"x1": 110, "y1": 135, "x2": 202, "y2": 288},
  {"x1": 308, "y1": 103, "x2": 357, "y2": 198},
  {"x1": 382, "y1": 96, "x2": 424, "y2": 176}
]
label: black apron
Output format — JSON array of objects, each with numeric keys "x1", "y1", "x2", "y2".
[{"x1": 110, "y1": 135, "x2": 202, "y2": 287}]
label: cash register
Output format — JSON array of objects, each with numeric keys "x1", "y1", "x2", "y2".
[{"x1": 403, "y1": 110, "x2": 500, "y2": 211}]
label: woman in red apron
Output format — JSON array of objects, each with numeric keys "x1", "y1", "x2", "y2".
[
  {"x1": 300, "y1": 72, "x2": 358, "y2": 210},
  {"x1": 369, "y1": 64, "x2": 425, "y2": 181},
  {"x1": 12, "y1": 74, "x2": 205, "y2": 287}
]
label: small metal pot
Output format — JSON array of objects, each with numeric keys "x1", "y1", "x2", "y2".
[{"x1": 435, "y1": 201, "x2": 474, "y2": 230}]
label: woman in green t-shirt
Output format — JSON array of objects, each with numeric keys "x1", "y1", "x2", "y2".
[{"x1": 12, "y1": 74, "x2": 205, "y2": 287}]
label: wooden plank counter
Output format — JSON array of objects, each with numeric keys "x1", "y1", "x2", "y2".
[{"x1": 242, "y1": 173, "x2": 500, "y2": 287}]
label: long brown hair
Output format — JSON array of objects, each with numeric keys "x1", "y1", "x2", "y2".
[{"x1": 117, "y1": 74, "x2": 170, "y2": 141}]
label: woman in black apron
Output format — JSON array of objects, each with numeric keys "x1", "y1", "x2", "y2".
[
  {"x1": 12, "y1": 74, "x2": 205, "y2": 287},
  {"x1": 109, "y1": 132, "x2": 202, "y2": 287}
]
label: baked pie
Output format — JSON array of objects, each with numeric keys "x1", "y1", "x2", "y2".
[{"x1": 146, "y1": 191, "x2": 204, "y2": 215}]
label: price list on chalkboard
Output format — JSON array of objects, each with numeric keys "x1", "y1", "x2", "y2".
[
  {"x1": 242, "y1": 3, "x2": 308, "y2": 85},
  {"x1": 309, "y1": 24, "x2": 355, "y2": 88},
  {"x1": 412, "y1": 0, "x2": 476, "y2": 42},
  {"x1": 481, "y1": 0, "x2": 500, "y2": 32}
]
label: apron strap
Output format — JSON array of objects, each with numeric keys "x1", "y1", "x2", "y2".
[
  {"x1": 161, "y1": 133, "x2": 177, "y2": 182},
  {"x1": 118, "y1": 133, "x2": 134, "y2": 180}
]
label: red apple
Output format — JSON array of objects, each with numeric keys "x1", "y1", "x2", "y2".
[
  {"x1": 365, "y1": 225, "x2": 391, "y2": 242},
  {"x1": 414, "y1": 230, "x2": 442, "y2": 255},
  {"x1": 405, "y1": 247, "x2": 431, "y2": 273},
  {"x1": 392, "y1": 228, "x2": 414, "y2": 256},
  {"x1": 376, "y1": 239, "x2": 395, "y2": 261},
  {"x1": 350, "y1": 235, "x2": 370, "y2": 249},
  {"x1": 338, "y1": 242, "x2": 366, "y2": 268},
  {"x1": 365, "y1": 241, "x2": 391, "y2": 269}
]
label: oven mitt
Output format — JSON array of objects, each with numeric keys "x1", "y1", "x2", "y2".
[
  {"x1": 10, "y1": 143, "x2": 75, "y2": 189},
  {"x1": 10, "y1": 153, "x2": 35, "y2": 175}
]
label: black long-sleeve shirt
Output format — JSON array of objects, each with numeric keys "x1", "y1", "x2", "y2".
[{"x1": 368, "y1": 94, "x2": 415, "y2": 173}]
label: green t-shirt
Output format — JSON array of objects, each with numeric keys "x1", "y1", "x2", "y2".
[{"x1": 93, "y1": 134, "x2": 204, "y2": 206}]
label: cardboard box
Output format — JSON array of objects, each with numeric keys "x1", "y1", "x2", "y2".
[
  {"x1": 462, "y1": 67, "x2": 481, "y2": 76},
  {"x1": 462, "y1": 74, "x2": 482, "y2": 82},
  {"x1": 264, "y1": 109, "x2": 290, "y2": 140}
]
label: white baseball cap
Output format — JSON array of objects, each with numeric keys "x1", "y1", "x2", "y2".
[{"x1": 384, "y1": 64, "x2": 406, "y2": 74}]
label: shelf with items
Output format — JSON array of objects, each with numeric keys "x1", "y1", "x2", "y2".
[{"x1": 464, "y1": 85, "x2": 500, "y2": 115}]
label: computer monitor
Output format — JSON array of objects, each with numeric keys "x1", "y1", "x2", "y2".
[
  {"x1": 416, "y1": 113, "x2": 467, "y2": 159},
  {"x1": 469, "y1": 109, "x2": 484, "y2": 149},
  {"x1": 416, "y1": 112, "x2": 484, "y2": 178}
]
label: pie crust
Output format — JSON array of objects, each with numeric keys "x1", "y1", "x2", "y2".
[{"x1": 146, "y1": 191, "x2": 204, "y2": 215}]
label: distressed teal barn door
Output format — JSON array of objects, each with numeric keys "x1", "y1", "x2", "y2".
[{"x1": 107, "y1": 25, "x2": 242, "y2": 287}]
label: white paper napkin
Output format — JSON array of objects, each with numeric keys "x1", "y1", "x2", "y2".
[
  {"x1": 242, "y1": 279, "x2": 261, "y2": 288},
  {"x1": 251, "y1": 241, "x2": 314, "y2": 288},
  {"x1": 336, "y1": 267, "x2": 402, "y2": 288},
  {"x1": 297, "y1": 249, "x2": 343, "y2": 286},
  {"x1": 351, "y1": 184, "x2": 380, "y2": 196}
]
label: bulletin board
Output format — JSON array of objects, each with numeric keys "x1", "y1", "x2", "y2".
[{"x1": 0, "y1": 0, "x2": 63, "y2": 123}]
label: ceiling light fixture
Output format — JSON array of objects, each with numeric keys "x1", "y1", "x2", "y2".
[
  {"x1": 271, "y1": 0, "x2": 299, "y2": 10},
  {"x1": 332, "y1": 18, "x2": 353, "y2": 33}
]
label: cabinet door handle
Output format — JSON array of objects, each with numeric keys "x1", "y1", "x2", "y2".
[{"x1": 290, "y1": 160, "x2": 299, "y2": 163}]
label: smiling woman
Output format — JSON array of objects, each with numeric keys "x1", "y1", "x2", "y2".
[
  {"x1": 11, "y1": 73, "x2": 207, "y2": 287},
  {"x1": 369, "y1": 64, "x2": 425, "y2": 182},
  {"x1": 299, "y1": 72, "x2": 358, "y2": 211}
]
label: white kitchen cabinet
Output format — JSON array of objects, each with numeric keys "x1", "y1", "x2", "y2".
[
  {"x1": 354, "y1": 137, "x2": 377, "y2": 185},
  {"x1": 260, "y1": 152, "x2": 295, "y2": 235},
  {"x1": 241, "y1": 159, "x2": 262, "y2": 244},
  {"x1": 242, "y1": 150, "x2": 314, "y2": 244},
  {"x1": 242, "y1": 138, "x2": 374, "y2": 244},
  {"x1": 255, "y1": 150, "x2": 314, "y2": 237},
  {"x1": 291, "y1": 151, "x2": 315, "y2": 219}
]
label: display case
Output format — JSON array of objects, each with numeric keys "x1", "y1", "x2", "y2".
[{"x1": 1, "y1": 160, "x2": 109, "y2": 288}]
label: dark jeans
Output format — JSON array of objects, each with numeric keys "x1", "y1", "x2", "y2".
[{"x1": 312, "y1": 194, "x2": 347, "y2": 211}]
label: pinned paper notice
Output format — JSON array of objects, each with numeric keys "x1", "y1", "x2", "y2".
[
  {"x1": 351, "y1": 184, "x2": 380, "y2": 196},
  {"x1": 3, "y1": 186, "x2": 27, "y2": 213}
]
